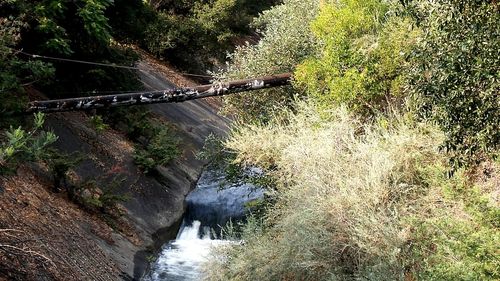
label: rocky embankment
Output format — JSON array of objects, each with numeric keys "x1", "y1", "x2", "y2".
[{"x1": 0, "y1": 55, "x2": 229, "y2": 280}]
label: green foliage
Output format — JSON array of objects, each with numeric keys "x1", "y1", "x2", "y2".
[
  {"x1": 408, "y1": 168, "x2": 500, "y2": 280},
  {"x1": 104, "y1": 107, "x2": 180, "y2": 173},
  {"x1": 148, "y1": 0, "x2": 193, "y2": 12},
  {"x1": 78, "y1": 177, "x2": 129, "y2": 216},
  {"x1": 3, "y1": 0, "x2": 112, "y2": 57},
  {"x1": 207, "y1": 105, "x2": 444, "y2": 280},
  {"x1": 133, "y1": 125, "x2": 180, "y2": 173},
  {"x1": 193, "y1": 0, "x2": 237, "y2": 42},
  {"x1": 0, "y1": 113, "x2": 58, "y2": 174},
  {"x1": 218, "y1": 0, "x2": 320, "y2": 120},
  {"x1": 43, "y1": 149, "x2": 84, "y2": 192},
  {"x1": 408, "y1": 0, "x2": 500, "y2": 167},
  {"x1": 412, "y1": 218, "x2": 499, "y2": 280},
  {"x1": 197, "y1": 133, "x2": 231, "y2": 167},
  {"x1": 198, "y1": 134, "x2": 277, "y2": 190},
  {"x1": 144, "y1": 0, "x2": 240, "y2": 72},
  {"x1": 26, "y1": 0, "x2": 112, "y2": 54},
  {"x1": 197, "y1": 134, "x2": 243, "y2": 186},
  {"x1": 105, "y1": 107, "x2": 154, "y2": 139},
  {"x1": 205, "y1": 1, "x2": 500, "y2": 280},
  {"x1": 106, "y1": 0, "x2": 156, "y2": 43},
  {"x1": 89, "y1": 115, "x2": 109, "y2": 136},
  {"x1": 144, "y1": 13, "x2": 198, "y2": 57},
  {"x1": 0, "y1": 17, "x2": 54, "y2": 122},
  {"x1": 78, "y1": 0, "x2": 112, "y2": 43},
  {"x1": 0, "y1": 0, "x2": 144, "y2": 123},
  {"x1": 294, "y1": 0, "x2": 418, "y2": 114},
  {"x1": 144, "y1": 0, "x2": 280, "y2": 73},
  {"x1": 32, "y1": 0, "x2": 73, "y2": 54},
  {"x1": 48, "y1": 46, "x2": 142, "y2": 97}
]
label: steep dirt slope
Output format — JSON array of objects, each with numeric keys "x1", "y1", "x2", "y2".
[{"x1": 0, "y1": 166, "x2": 121, "y2": 280}]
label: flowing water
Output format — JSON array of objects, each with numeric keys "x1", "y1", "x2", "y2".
[{"x1": 144, "y1": 169, "x2": 263, "y2": 280}]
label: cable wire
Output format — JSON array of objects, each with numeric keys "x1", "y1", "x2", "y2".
[{"x1": 16, "y1": 50, "x2": 214, "y2": 79}]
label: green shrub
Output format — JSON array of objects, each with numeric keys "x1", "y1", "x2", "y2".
[
  {"x1": 144, "y1": 13, "x2": 197, "y2": 58},
  {"x1": 408, "y1": 167, "x2": 500, "y2": 280},
  {"x1": 106, "y1": 0, "x2": 156, "y2": 43},
  {"x1": 77, "y1": 176, "x2": 130, "y2": 229},
  {"x1": 105, "y1": 107, "x2": 154, "y2": 140},
  {"x1": 89, "y1": 115, "x2": 109, "y2": 136},
  {"x1": 217, "y1": 0, "x2": 320, "y2": 121},
  {"x1": 43, "y1": 149, "x2": 84, "y2": 193},
  {"x1": 1, "y1": 0, "x2": 144, "y2": 103},
  {"x1": 0, "y1": 17, "x2": 54, "y2": 123},
  {"x1": 203, "y1": 1, "x2": 499, "y2": 280},
  {"x1": 294, "y1": 0, "x2": 419, "y2": 115},
  {"x1": 198, "y1": 133, "x2": 276, "y2": 190},
  {"x1": 408, "y1": 0, "x2": 500, "y2": 166},
  {"x1": 144, "y1": 0, "x2": 276, "y2": 73},
  {"x1": 133, "y1": 125, "x2": 180, "y2": 173},
  {"x1": 105, "y1": 107, "x2": 180, "y2": 173},
  {"x1": 0, "y1": 113, "x2": 58, "y2": 174},
  {"x1": 411, "y1": 213, "x2": 499, "y2": 280},
  {"x1": 206, "y1": 104, "x2": 443, "y2": 280}
]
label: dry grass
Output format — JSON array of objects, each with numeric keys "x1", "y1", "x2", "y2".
[{"x1": 204, "y1": 103, "x2": 498, "y2": 280}]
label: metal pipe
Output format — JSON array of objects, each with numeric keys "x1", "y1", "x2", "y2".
[{"x1": 26, "y1": 73, "x2": 292, "y2": 113}]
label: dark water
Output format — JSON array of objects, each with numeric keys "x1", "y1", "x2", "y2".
[{"x1": 143, "y1": 169, "x2": 263, "y2": 281}]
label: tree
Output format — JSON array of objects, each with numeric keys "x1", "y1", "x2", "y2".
[
  {"x1": 144, "y1": 0, "x2": 280, "y2": 74},
  {"x1": 0, "y1": 17, "x2": 54, "y2": 122},
  {"x1": 294, "y1": 0, "x2": 419, "y2": 115},
  {"x1": 217, "y1": 0, "x2": 321, "y2": 121},
  {"x1": 409, "y1": 0, "x2": 500, "y2": 166}
]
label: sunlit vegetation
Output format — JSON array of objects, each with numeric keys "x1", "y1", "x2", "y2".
[
  {"x1": 0, "y1": 0, "x2": 280, "y2": 174},
  {"x1": 408, "y1": 0, "x2": 500, "y2": 167},
  {"x1": 218, "y1": 0, "x2": 321, "y2": 120},
  {"x1": 0, "y1": 0, "x2": 498, "y2": 279},
  {"x1": 206, "y1": 0, "x2": 500, "y2": 280}
]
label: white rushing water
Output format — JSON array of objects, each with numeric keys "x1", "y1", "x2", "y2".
[
  {"x1": 144, "y1": 169, "x2": 263, "y2": 280},
  {"x1": 145, "y1": 220, "x2": 232, "y2": 281}
]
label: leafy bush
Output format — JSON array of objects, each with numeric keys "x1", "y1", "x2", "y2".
[
  {"x1": 0, "y1": 0, "x2": 144, "y2": 103},
  {"x1": 408, "y1": 164, "x2": 500, "y2": 280},
  {"x1": 0, "y1": 17, "x2": 54, "y2": 123},
  {"x1": 105, "y1": 107, "x2": 154, "y2": 140},
  {"x1": 206, "y1": 104, "x2": 440, "y2": 280},
  {"x1": 43, "y1": 149, "x2": 84, "y2": 193},
  {"x1": 408, "y1": 0, "x2": 500, "y2": 166},
  {"x1": 413, "y1": 218, "x2": 499, "y2": 280},
  {"x1": 133, "y1": 125, "x2": 180, "y2": 173},
  {"x1": 218, "y1": 0, "x2": 320, "y2": 120},
  {"x1": 294, "y1": 0, "x2": 419, "y2": 115},
  {"x1": 105, "y1": 107, "x2": 180, "y2": 173},
  {"x1": 78, "y1": 177, "x2": 129, "y2": 215},
  {"x1": 204, "y1": 1, "x2": 499, "y2": 280},
  {"x1": 197, "y1": 133, "x2": 276, "y2": 190},
  {"x1": 144, "y1": 0, "x2": 279, "y2": 73},
  {"x1": 0, "y1": 113, "x2": 58, "y2": 174},
  {"x1": 106, "y1": 0, "x2": 156, "y2": 43},
  {"x1": 89, "y1": 115, "x2": 109, "y2": 136}
]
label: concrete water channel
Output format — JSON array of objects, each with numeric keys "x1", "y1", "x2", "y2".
[{"x1": 143, "y1": 168, "x2": 263, "y2": 280}]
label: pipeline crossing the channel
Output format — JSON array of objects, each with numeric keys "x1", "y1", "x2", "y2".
[{"x1": 26, "y1": 73, "x2": 292, "y2": 114}]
